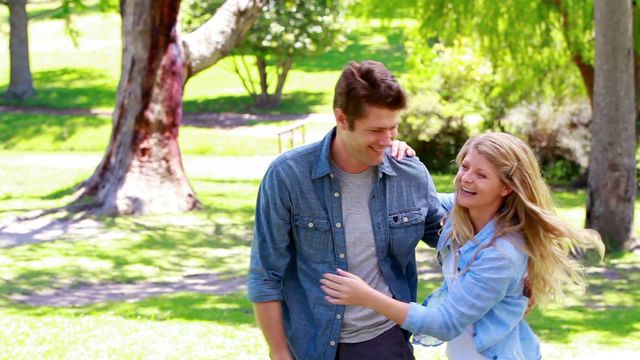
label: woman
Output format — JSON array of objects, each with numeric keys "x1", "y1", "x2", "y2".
[{"x1": 321, "y1": 132, "x2": 604, "y2": 359}]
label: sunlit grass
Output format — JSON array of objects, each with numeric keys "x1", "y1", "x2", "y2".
[
  {"x1": 0, "y1": 294, "x2": 269, "y2": 359},
  {"x1": 1, "y1": 151, "x2": 639, "y2": 358},
  {"x1": 0, "y1": 113, "x2": 334, "y2": 156},
  {"x1": 0, "y1": 11, "x2": 410, "y2": 114}
]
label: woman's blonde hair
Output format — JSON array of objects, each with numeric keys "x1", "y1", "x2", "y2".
[{"x1": 448, "y1": 132, "x2": 604, "y2": 308}]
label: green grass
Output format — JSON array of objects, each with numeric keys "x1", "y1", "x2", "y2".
[
  {"x1": 0, "y1": 112, "x2": 334, "y2": 155},
  {"x1": 1, "y1": 8, "x2": 639, "y2": 359},
  {"x1": 1, "y1": 151, "x2": 639, "y2": 358},
  {"x1": 0, "y1": 13, "x2": 410, "y2": 114}
]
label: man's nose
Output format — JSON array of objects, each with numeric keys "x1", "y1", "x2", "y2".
[{"x1": 379, "y1": 130, "x2": 395, "y2": 146}]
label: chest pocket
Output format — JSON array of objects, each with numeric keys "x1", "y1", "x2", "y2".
[
  {"x1": 293, "y1": 216, "x2": 331, "y2": 262},
  {"x1": 388, "y1": 208, "x2": 426, "y2": 258}
]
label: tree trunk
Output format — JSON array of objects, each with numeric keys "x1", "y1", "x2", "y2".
[
  {"x1": 5, "y1": 0, "x2": 36, "y2": 99},
  {"x1": 272, "y1": 56, "x2": 293, "y2": 106},
  {"x1": 75, "y1": 0, "x2": 266, "y2": 215},
  {"x1": 587, "y1": 0, "x2": 637, "y2": 251},
  {"x1": 256, "y1": 56, "x2": 270, "y2": 106},
  {"x1": 75, "y1": 0, "x2": 197, "y2": 215}
]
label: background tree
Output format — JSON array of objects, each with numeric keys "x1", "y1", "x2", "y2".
[
  {"x1": 2, "y1": 0, "x2": 35, "y2": 99},
  {"x1": 183, "y1": 0, "x2": 345, "y2": 108},
  {"x1": 73, "y1": 0, "x2": 266, "y2": 215},
  {"x1": 1, "y1": 0, "x2": 118, "y2": 100},
  {"x1": 358, "y1": 0, "x2": 638, "y2": 251},
  {"x1": 588, "y1": 0, "x2": 636, "y2": 250}
]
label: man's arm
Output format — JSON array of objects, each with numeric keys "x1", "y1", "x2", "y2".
[
  {"x1": 254, "y1": 302, "x2": 293, "y2": 360},
  {"x1": 248, "y1": 163, "x2": 294, "y2": 359},
  {"x1": 422, "y1": 166, "x2": 447, "y2": 248}
]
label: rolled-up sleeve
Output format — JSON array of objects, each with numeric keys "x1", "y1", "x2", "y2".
[
  {"x1": 247, "y1": 163, "x2": 293, "y2": 303},
  {"x1": 401, "y1": 249, "x2": 516, "y2": 340},
  {"x1": 437, "y1": 193, "x2": 455, "y2": 212}
]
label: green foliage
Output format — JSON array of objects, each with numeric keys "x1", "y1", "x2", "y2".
[
  {"x1": 399, "y1": 36, "x2": 531, "y2": 171},
  {"x1": 183, "y1": 0, "x2": 345, "y2": 57},
  {"x1": 502, "y1": 101, "x2": 592, "y2": 183},
  {"x1": 182, "y1": 0, "x2": 347, "y2": 107}
]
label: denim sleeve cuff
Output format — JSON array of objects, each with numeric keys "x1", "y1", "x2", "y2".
[
  {"x1": 401, "y1": 302, "x2": 433, "y2": 334},
  {"x1": 247, "y1": 277, "x2": 284, "y2": 303}
]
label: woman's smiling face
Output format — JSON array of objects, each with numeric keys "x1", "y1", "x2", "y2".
[{"x1": 455, "y1": 147, "x2": 512, "y2": 216}]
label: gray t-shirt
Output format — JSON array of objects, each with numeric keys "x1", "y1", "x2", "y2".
[{"x1": 332, "y1": 164, "x2": 396, "y2": 343}]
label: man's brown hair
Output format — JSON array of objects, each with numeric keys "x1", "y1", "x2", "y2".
[{"x1": 333, "y1": 60, "x2": 407, "y2": 129}]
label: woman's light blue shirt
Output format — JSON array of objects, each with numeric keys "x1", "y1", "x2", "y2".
[{"x1": 402, "y1": 194, "x2": 541, "y2": 360}]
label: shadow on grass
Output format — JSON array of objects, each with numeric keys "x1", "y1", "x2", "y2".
[
  {"x1": 0, "y1": 68, "x2": 117, "y2": 110},
  {"x1": 184, "y1": 90, "x2": 327, "y2": 115},
  {"x1": 527, "y1": 254, "x2": 640, "y2": 346},
  {"x1": 41, "y1": 182, "x2": 83, "y2": 200},
  {"x1": 0, "y1": 112, "x2": 110, "y2": 150},
  {"x1": 2, "y1": 292, "x2": 256, "y2": 325},
  {"x1": 0, "y1": 179, "x2": 259, "y2": 298}
]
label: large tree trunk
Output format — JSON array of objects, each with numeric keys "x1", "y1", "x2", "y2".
[
  {"x1": 76, "y1": 0, "x2": 196, "y2": 215},
  {"x1": 75, "y1": 0, "x2": 266, "y2": 215},
  {"x1": 5, "y1": 0, "x2": 35, "y2": 99},
  {"x1": 587, "y1": 0, "x2": 637, "y2": 251}
]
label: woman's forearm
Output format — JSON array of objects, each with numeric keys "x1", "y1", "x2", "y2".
[{"x1": 365, "y1": 289, "x2": 411, "y2": 325}]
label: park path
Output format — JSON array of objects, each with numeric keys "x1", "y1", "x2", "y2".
[
  {"x1": 0, "y1": 104, "x2": 334, "y2": 130},
  {"x1": 0, "y1": 152, "x2": 273, "y2": 306},
  {"x1": 0, "y1": 105, "x2": 333, "y2": 306}
]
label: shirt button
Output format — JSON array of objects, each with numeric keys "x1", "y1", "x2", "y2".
[
  {"x1": 493, "y1": 356, "x2": 498, "y2": 360},
  {"x1": 336, "y1": 314, "x2": 342, "y2": 319},
  {"x1": 308, "y1": 222, "x2": 314, "y2": 228},
  {"x1": 330, "y1": 173, "x2": 334, "y2": 178},
  {"x1": 330, "y1": 341, "x2": 336, "y2": 346},
  {"x1": 334, "y1": 192, "x2": 340, "y2": 198},
  {"x1": 339, "y1": 253, "x2": 345, "y2": 259},
  {"x1": 403, "y1": 216, "x2": 409, "y2": 223},
  {"x1": 336, "y1": 222, "x2": 342, "y2": 228}
]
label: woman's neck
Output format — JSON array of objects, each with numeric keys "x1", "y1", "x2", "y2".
[{"x1": 468, "y1": 207, "x2": 499, "y2": 234}]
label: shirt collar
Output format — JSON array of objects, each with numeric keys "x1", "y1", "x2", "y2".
[{"x1": 312, "y1": 127, "x2": 397, "y2": 179}]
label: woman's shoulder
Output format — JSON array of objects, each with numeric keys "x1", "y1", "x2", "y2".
[{"x1": 491, "y1": 232, "x2": 528, "y2": 265}]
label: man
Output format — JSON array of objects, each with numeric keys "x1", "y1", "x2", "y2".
[{"x1": 248, "y1": 60, "x2": 445, "y2": 360}]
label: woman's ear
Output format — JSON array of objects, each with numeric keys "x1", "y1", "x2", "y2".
[{"x1": 501, "y1": 185, "x2": 513, "y2": 197}]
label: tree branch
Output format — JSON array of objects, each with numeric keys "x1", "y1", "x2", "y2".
[
  {"x1": 553, "y1": 0, "x2": 595, "y2": 103},
  {"x1": 181, "y1": 0, "x2": 266, "y2": 82}
]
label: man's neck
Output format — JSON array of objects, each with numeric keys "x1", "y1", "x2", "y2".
[{"x1": 330, "y1": 135, "x2": 371, "y2": 174}]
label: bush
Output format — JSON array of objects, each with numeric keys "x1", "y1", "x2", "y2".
[
  {"x1": 502, "y1": 101, "x2": 591, "y2": 183},
  {"x1": 399, "y1": 92, "x2": 470, "y2": 172}
]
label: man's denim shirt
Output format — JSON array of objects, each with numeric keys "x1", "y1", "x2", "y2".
[
  {"x1": 248, "y1": 128, "x2": 445, "y2": 360},
  {"x1": 403, "y1": 195, "x2": 541, "y2": 360}
]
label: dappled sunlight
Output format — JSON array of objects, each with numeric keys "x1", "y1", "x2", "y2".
[
  {"x1": 183, "y1": 90, "x2": 329, "y2": 115},
  {"x1": 0, "y1": 68, "x2": 117, "y2": 110}
]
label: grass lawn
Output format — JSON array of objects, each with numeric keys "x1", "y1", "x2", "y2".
[
  {"x1": 0, "y1": 9, "x2": 410, "y2": 114},
  {"x1": 1, "y1": 149, "x2": 639, "y2": 359},
  {"x1": 1, "y1": 6, "x2": 639, "y2": 360}
]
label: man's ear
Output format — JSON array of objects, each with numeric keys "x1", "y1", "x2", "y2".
[{"x1": 334, "y1": 108, "x2": 349, "y2": 131}]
